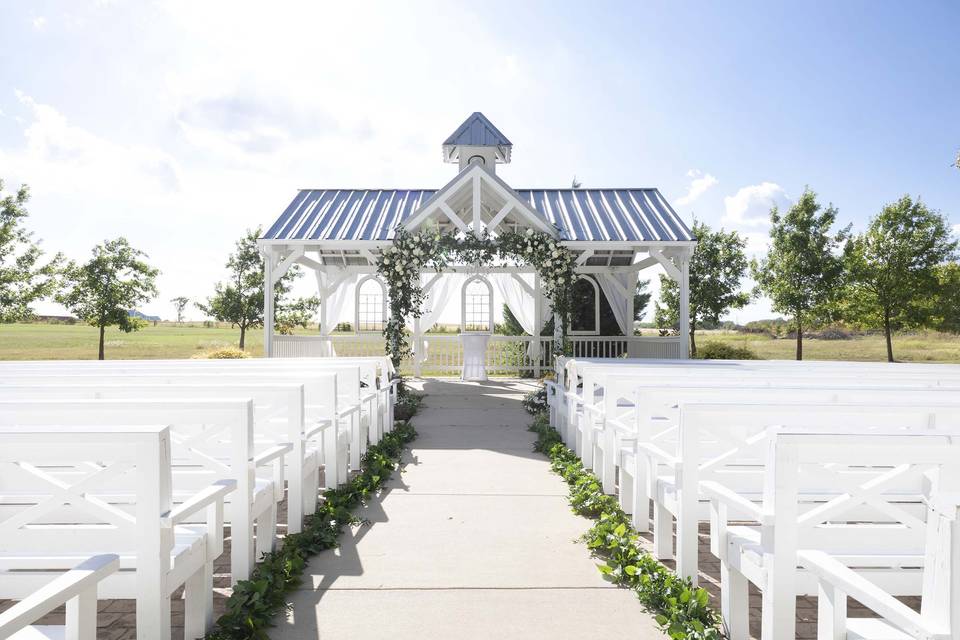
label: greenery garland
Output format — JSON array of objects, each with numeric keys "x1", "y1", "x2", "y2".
[
  {"x1": 526, "y1": 406, "x2": 722, "y2": 640},
  {"x1": 206, "y1": 390, "x2": 422, "y2": 640},
  {"x1": 376, "y1": 227, "x2": 577, "y2": 368}
]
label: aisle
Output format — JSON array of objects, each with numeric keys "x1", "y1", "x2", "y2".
[{"x1": 273, "y1": 378, "x2": 661, "y2": 639}]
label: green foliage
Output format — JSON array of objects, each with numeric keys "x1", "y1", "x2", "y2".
[
  {"x1": 657, "y1": 221, "x2": 750, "y2": 356},
  {"x1": 376, "y1": 228, "x2": 577, "y2": 368},
  {"x1": 0, "y1": 180, "x2": 63, "y2": 322},
  {"x1": 529, "y1": 410, "x2": 721, "y2": 639},
  {"x1": 56, "y1": 237, "x2": 159, "y2": 359},
  {"x1": 694, "y1": 341, "x2": 760, "y2": 360},
  {"x1": 751, "y1": 188, "x2": 849, "y2": 360},
  {"x1": 930, "y1": 263, "x2": 960, "y2": 334},
  {"x1": 197, "y1": 228, "x2": 319, "y2": 349},
  {"x1": 206, "y1": 417, "x2": 419, "y2": 639},
  {"x1": 841, "y1": 195, "x2": 958, "y2": 361},
  {"x1": 171, "y1": 296, "x2": 190, "y2": 323},
  {"x1": 522, "y1": 386, "x2": 549, "y2": 415}
]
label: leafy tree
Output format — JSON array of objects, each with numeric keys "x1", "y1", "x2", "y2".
[
  {"x1": 0, "y1": 180, "x2": 63, "y2": 322},
  {"x1": 197, "y1": 228, "x2": 319, "y2": 349},
  {"x1": 170, "y1": 296, "x2": 189, "y2": 323},
  {"x1": 751, "y1": 188, "x2": 849, "y2": 360},
  {"x1": 656, "y1": 222, "x2": 751, "y2": 356},
  {"x1": 842, "y1": 195, "x2": 957, "y2": 361},
  {"x1": 56, "y1": 237, "x2": 159, "y2": 359},
  {"x1": 930, "y1": 263, "x2": 960, "y2": 334}
]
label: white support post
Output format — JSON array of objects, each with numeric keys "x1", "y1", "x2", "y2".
[
  {"x1": 532, "y1": 274, "x2": 542, "y2": 377},
  {"x1": 263, "y1": 250, "x2": 275, "y2": 358},
  {"x1": 626, "y1": 271, "x2": 635, "y2": 338},
  {"x1": 316, "y1": 269, "x2": 331, "y2": 356},
  {"x1": 679, "y1": 253, "x2": 690, "y2": 359},
  {"x1": 413, "y1": 318, "x2": 422, "y2": 378}
]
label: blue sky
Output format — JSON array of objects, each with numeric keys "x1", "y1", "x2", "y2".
[{"x1": 1, "y1": 1, "x2": 958, "y2": 322}]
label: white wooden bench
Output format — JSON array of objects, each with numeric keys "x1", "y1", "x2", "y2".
[
  {"x1": 707, "y1": 428, "x2": 960, "y2": 640},
  {"x1": 0, "y1": 357, "x2": 396, "y2": 443},
  {"x1": 642, "y1": 400, "x2": 960, "y2": 584},
  {"x1": 0, "y1": 399, "x2": 286, "y2": 584},
  {"x1": 0, "y1": 379, "x2": 337, "y2": 536},
  {"x1": 0, "y1": 554, "x2": 119, "y2": 640},
  {"x1": 0, "y1": 367, "x2": 368, "y2": 480},
  {"x1": 0, "y1": 425, "x2": 234, "y2": 640},
  {"x1": 800, "y1": 483, "x2": 960, "y2": 640}
]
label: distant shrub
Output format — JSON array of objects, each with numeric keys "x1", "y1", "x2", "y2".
[
  {"x1": 334, "y1": 322, "x2": 353, "y2": 333},
  {"x1": 695, "y1": 341, "x2": 760, "y2": 360},
  {"x1": 810, "y1": 327, "x2": 854, "y2": 340},
  {"x1": 203, "y1": 320, "x2": 214, "y2": 328},
  {"x1": 193, "y1": 346, "x2": 250, "y2": 359}
]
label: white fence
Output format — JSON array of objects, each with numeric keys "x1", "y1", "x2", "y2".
[{"x1": 272, "y1": 334, "x2": 683, "y2": 375}]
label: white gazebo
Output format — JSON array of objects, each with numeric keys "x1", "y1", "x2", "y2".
[{"x1": 258, "y1": 113, "x2": 695, "y2": 376}]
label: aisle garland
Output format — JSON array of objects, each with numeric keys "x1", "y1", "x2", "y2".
[
  {"x1": 526, "y1": 402, "x2": 722, "y2": 640},
  {"x1": 206, "y1": 389, "x2": 422, "y2": 639},
  {"x1": 376, "y1": 228, "x2": 577, "y2": 368}
]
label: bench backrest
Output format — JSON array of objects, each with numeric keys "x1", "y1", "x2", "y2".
[
  {"x1": 0, "y1": 399, "x2": 256, "y2": 502},
  {"x1": 0, "y1": 425, "x2": 171, "y2": 573}
]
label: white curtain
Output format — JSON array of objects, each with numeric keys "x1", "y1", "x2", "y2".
[
  {"x1": 321, "y1": 270, "x2": 357, "y2": 356},
  {"x1": 417, "y1": 273, "x2": 465, "y2": 358},
  {"x1": 491, "y1": 273, "x2": 535, "y2": 335},
  {"x1": 596, "y1": 272, "x2": 637, "y2": 336}
]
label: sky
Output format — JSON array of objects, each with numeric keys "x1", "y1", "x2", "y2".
[{"x1": 1, "y1": 0, "x2": 958, "y2": 324}]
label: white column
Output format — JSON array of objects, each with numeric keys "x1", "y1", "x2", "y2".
[
  {"x1": 413, "y1": 317, "x2": 422, "y2": 377},
  {"x1": 316, "y1": 268, "x2": 331, "y2": 356},
  {"x1": 263, "y1": 250, "x2": 275, "y2": 358},
  {"x1": 679, "y1": 254, "x2": 690, "y2": 359},
  {"x1": 532, "y1": 273, "x2": 542, "y2": 377},
  {"x1": 626, "y1": 271, "x2": 635, "y2": 337}
]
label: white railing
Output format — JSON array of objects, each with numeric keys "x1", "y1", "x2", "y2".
[{"x1": 273, "y1": 334, "x2": 682, "y2": 375}]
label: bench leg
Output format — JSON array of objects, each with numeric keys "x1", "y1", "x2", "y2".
[
  {"x1": 653, "y1": 501, "x2": 673, "y2": 559},
  {"x1": 721, "y1": 561, "x2": 749, "y2": 640},
  {"x1": 632, "y1": 456, "x2": 650, "y2": 533},
  {"x1": 817, "y1": 581, "x2": 847, "y2": 640},
  {"x1": 138, "y1": 587, "x2": 172, "y2": 640},
  {"x1": 350, "y1": 413, "x2": 361, "y2": 471},
  {"x1": 601, "y1": 428, "x2": 616, "y2": 494},
  {"x1": 256, "y1": 504, "x2": 278, "y2": 559},
  {"x1": 65, "y1": 585, "x2": 97, "y2": 640},
  {"x1": 231, "y1": 502, "x2": 254, "y2": 583},
  {"x1": 323, "y1": 426, "x2": 339, "y2": 490},
  {"x1": 619, "y1": 466, "x2": 634, "y2": 515},
  {"x1": 303, "y1": 466, "x2": 319, "y2": 515},
  {"x1": 183, "y1": 563, "x2": 212, "y2": 639}
]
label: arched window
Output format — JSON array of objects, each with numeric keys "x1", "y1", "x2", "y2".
[
  {"x1": 461, "y1": 275, "x2": 493, "y2": 334},
  {"x1": 355, "y1": 276, "x2": 387, "y2": 333},
  {"x1": 569, "y1": 276, "x2": 600, "y2": 335}
]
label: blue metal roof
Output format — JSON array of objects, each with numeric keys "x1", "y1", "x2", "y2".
[
  {"x1": 262, "y1": 188, "x2": 693, "y2": 243},
  {"x1": 443, "y1": 112, "x2": 512, "y2": 147}
]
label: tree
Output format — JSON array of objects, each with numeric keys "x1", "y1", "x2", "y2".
[
  {"x1": 751, "y1": 188, "x2": 849, "y2": 360},
  {"x1": 56, "y1": 237, "x2": 159, "y2": 359},
  {"x1": 842, "y1": 195, "x2": 957, "y2": 362},
  {"x1": 930, "y1": 263, "x2": 960, "y2": 334},
  {"x1": 171, "y1": 296, "x2": 189, "y2": 323},
  {"x1": 197, "y1": 228, "x2": 319, "y2": 349},
  {"x1": 656, "y1": 221, "x2": 750, "y2": 356},
  {"x1": 0, "y1": 180, "x2": 63, "y2": 322}
]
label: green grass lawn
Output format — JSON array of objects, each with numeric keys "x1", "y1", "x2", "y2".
[
  {"x1": 1, "y1": 322, "x2": 958, "y2": 364},
  {"x1": 695, "y1": 330, "x2": 960, "y2": 363},
  {"x1": 0, "y1": 322, "x2": 263, "y2": 360}
]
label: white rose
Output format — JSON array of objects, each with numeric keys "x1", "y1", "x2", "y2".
[
  {"x1": 395, "y1": 265, "x2": 403, "y2": 273},
  {"x1": 383, "y1": 258, "x2": 390, "y2": 265},
  {"x1": 525, "y1": 228, "x2": 534, "y2": 236},
  {"x1": 525, "y1": 246, "x2": 532, "y2": 253}
]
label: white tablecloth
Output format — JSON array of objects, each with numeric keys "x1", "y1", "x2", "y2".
[{"x1": 460, "y1": 334, "x2": 490, "y2": 381}]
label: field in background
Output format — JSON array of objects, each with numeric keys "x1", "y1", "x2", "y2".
[
  {"x1": 0, "y1": 322, "x2": 265, "y2": 360},
  {"x1": 696, "y1": 329, "x2": 960, "y2": 363},
  {"x1": 1, "y1": 322, "x2": 959, "y2": 364}
]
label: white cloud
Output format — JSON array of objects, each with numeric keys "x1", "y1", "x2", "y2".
[
  {"x1": 675, "y1": 169, "x2": 718, "y2": 206},
  {"x1": 722, "y1": 182, "x2": 790, "y2": 227},
  {"x1": 32, "y1": 16, "x2": 46, "y2": 30}
]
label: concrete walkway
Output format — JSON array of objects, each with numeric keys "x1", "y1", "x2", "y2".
[{"x1": 274, "y1": 378, "x2": 662, "y2": 639}]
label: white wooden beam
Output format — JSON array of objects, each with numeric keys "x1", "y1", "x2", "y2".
[
  {"x1": 295, "y1": 255, "x2": 324, "y2": 271},
  {"x1": 633, "y1": 255, "x2": 659, "y2": 271},
  {"x1": 270, "y1": 247, "x2": 305, "y2": 286},
  {"x1": 487, "y1": 202, "x2": 513, "y2": 233},
  {"x1": 440, "y1": 202, "x2": 470, "y2": 234},
  {"x1": 649, "y1": 249, "x2": 681, "y2": 281},
  {"x1": 472, "y1": 173, "x2": 481, "y2": 234},
  {"x1": 576, "y1": 250, "x2": 595, "y2": 267},
  {"x1": 510, "y1": 272, "x2": 535, "y2": 296}
]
